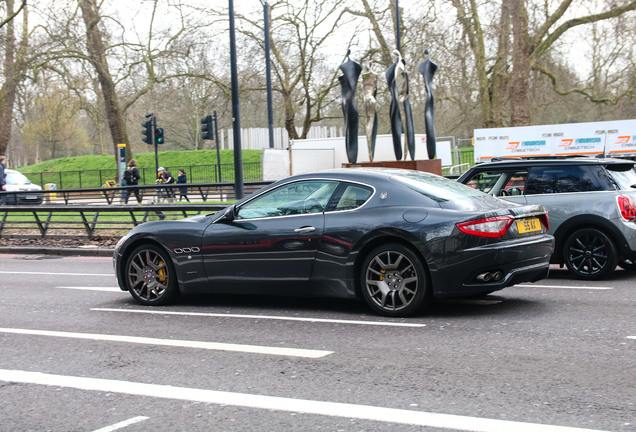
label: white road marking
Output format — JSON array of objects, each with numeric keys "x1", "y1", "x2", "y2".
[
  {"x1": 441, "y1": 299, "x2": 503, "y2": 305},
  {"x1": 92, "y1": 307, "x2": 427, "y2": 328},
  {"x1": 517, "y1": 284, "x2": 612, "y2": 290},
  {"x1": 91, "y1": 416, "x2": 149, "y2": 432},
  {"x1": 57, "y1": 286, "x2": 121, "y2": 292},
  {"x1": 0, "y1": 328, "x2": 331, "y2": 359},
  {"x1": 0, "y1": 270, "x2": 112, "y2": 277},
  {"x1": 627, "y1": 336, "x2": 636, "y2": 340},
  {"x1": 0, "y1": 369, "x2": 609, "y2": 432}
]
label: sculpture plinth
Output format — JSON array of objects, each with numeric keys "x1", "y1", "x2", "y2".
[{"x1": 342, "y1": 159, "x2": 442, "y2": 175}]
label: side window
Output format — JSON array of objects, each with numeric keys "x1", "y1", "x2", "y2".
[
  {"x1": 327, "y1": 183, "x2": 373, "y2": 211},
  {"x1": 236, "y1": 180, "x2": 338, "y2": 219},
  {"x1": 502, "y1": 172, "x2": 527, "y2": 196},
  {"x1": 525, "y1": 166, "x2": 603, "y2": 195},
  {"x1": 464, "y1": 170, "x2": 527, "y2": 196}
]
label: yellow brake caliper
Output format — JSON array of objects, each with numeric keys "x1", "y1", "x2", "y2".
[{"x1": 157, "y1": 260, "x2": 167, "y2": 284}]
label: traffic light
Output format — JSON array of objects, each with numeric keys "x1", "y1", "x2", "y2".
[
  {"x1": 155, "y1": 128, "x2": 164, "y2": 145},
  {"x1": 201, "y1": 115, "x2": 213, "y2": 140},
  {"x1": 141, "y1": 119, "x2": 152, "y2": 144}
]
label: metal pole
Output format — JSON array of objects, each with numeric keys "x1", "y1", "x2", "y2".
[
  {"x1": 264, "y1": 2, "x2": 275, "y2": 149},
  {"x1": 229, "y1": 0, "x2": 244, "y2": 199},
  {"x1": 395, "y1": 0, "x2": 401, "y2": 53},
  {"x1": 213, "y1": 111, "x2": 222, "y2": 182},
  {"x1": 151, "y1": 114, "x2": 158, "y2": 175}
]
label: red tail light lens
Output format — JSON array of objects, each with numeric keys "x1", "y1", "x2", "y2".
[
  {"x1": 538, "y1": 212, "x2": 550, "y2": 230},
  {"x1": 617, "y1": 195, "x2": 636, "y2": 221},
  {"x1": 456, "y1": 215, "x2": 514, "y2": 238}
]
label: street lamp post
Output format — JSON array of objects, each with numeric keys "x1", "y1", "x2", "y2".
[
  {"x1": 228, "y1": 0, "x2": 244, "y2": 199},
  {"x1": 264, "y1": 2, "x2": 275, "y2": 149}
]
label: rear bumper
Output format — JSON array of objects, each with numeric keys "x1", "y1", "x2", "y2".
[{"x1": 432, "y1": 234, "x2": 554, "y2": 298}]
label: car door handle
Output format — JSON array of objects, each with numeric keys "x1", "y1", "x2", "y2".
[{"x1": 294, "y1": 226, "x2": 316, "y2": 233}]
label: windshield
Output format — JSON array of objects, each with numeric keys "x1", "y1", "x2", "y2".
[
  {"x1": 390, "y1": 171, "x2": 485, "y2": 202},
  {"x1": 5, "y1": 171, "x2": 32, "y2": 185}
]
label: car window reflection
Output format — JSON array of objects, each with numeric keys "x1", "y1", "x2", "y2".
[
  {"x1": 236, "y1": 180, "x2": 338, "y2": 219},
  {"x1": 526, "y1": 166, "x2": 602, "y2": 194}
]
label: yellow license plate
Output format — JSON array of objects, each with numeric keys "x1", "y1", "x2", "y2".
[{"x1": 516, "y1": 218, "x2": 541, "y2": 234}]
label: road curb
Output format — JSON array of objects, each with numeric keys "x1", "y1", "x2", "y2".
[{"x1": 0, "y1": 246, "x2": 114, "y2": 257}]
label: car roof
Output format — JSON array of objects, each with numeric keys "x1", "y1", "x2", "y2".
[
  {"x1": 284, "y1": 167, "x2": 425, "y2": 182},
  {"x1": 469, "y1": 157, "x2": 635, "y2": 169}
]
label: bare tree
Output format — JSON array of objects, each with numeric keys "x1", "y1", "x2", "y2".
[
  {"x1": 233, "y1": 0, "x2": 354, "y2": 140},
  {"x1": 450, "y1": 0, "x2": 636, "y2": 127},
  {"x1": 0, "y1": 0, "x2": 28, "y2": 156}
]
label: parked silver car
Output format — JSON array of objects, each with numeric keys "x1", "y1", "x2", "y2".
[
  {"x1": 3, "y1": 169, "x2": 43, "y2": 205},
  {"x1": 458, "y1": 157, "x2": 636, "y2": 279}
]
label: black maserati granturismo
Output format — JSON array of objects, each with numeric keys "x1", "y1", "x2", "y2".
[{"x1": 114, "y1": 168, "x2": 554, "y2": 317}]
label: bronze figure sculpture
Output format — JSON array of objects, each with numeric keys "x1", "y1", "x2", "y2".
[
  {"x1": 339, "y1": 51, "x2": 362, "y2": 164},
  {"x1": 386, "y1": 50, "x2": 415, "y2": 161},
  {"x1": 418, "y1": 50, "x2": 438, "y2": 160},
  {"x1": 362, "y1": 67, "x2": 378, "y2": 161}
]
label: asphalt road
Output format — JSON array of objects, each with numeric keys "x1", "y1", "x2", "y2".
[{"x1": 0, "y1": 254, "x2": 633, "y2": 432}]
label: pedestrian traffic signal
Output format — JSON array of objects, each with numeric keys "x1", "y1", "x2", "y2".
[
  {"x1": 155, "y1": 127, "x2": 164, "y2": 145},
  {"x1": 201, "y1": 115, "x2": 213, "y2": 140},
  {"x1": 141, "y1": 119, "x2": 152, "y2": 144}
]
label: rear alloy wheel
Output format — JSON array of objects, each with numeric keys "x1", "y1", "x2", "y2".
[
  {"x1": 360, "y1": 243, "x2": 429, "y2": 317},
  {"x1": 125, "y1": 244, "x2": 179, "y2": 305},
  {"x1": 563, "y1": 228, "x2": 617, "y2": 280}
]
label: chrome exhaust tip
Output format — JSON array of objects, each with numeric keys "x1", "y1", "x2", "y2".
[{"x1": 476, "y1": 272, "x2": 492, "y2": 282}]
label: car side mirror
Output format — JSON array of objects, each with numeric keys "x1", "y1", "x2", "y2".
[{"x1": 216, "y1": 204, "x2": 237, "y2": 223}]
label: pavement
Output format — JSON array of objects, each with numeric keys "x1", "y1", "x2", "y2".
[{"x1": 0, "y1": 246, "x2": 115, "y2": 257}]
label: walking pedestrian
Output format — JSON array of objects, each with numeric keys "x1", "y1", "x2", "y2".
[
  {"x1": 177, "y1": 169, "x2": 190, "y2": 202},
  {"x1": 122, "y1": 159, "x2": 142, "y2": 204}
]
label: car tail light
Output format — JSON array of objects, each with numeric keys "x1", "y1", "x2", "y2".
[
  {"x1": 538, "y1": 212, "x2": 550, "y2": 230},
  {"x1": 617, "y1": 195, "x2": 636, "y2": 221},
  {"x1": 456, "y1": 215, "x2": 514, "y2": 238}
]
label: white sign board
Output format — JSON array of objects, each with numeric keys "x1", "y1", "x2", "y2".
[{"x1": 474, "y1": 119, "x2": 636, "y2": 163}]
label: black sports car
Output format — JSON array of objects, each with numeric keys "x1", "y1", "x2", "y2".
[{"x1": 114, "y1": 168, "x2": 554, "y2": 317}]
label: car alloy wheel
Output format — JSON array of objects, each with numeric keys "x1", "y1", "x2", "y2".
[
  {"x1": 360, "y1": 243, "x2": 429, "y2": 317},
  {"x1": 126, "y1": 244, "x2": 178, "y2": 305},
  {"x1": 563, "y1": 228, "x2": 617, "y2": 280}
]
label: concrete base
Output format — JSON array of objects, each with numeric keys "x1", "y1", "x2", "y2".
[{"x1": 342, "y1": 159, "x2": 443, "y2": 175}]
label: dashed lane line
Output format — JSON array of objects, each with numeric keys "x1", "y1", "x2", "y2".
[
  {"x1": 0, "y1": 328, "x2": 332, "y2": 358},
  {"x1": 92, "y1": 307, "x2": 427, "y2": 328},
  {"x1": 0, "y1": 270, "x2": 112, "y2": 277},
  {"x1": 91, "y1": 416, "x2": 149, "y2": 432},
  {"x1": 0, "y1": 369, "x2": 609, "y2": 432},
  {"x1": 517, "y1": 284, "x2": 612, "y2": 290},
  {"x1": 57, "y1": 286, "x2": 121, "y2": 292}
]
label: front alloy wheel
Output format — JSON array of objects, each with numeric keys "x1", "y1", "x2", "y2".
[
  {"x1": 125, "y1": 244, "x2": 178, "y2": 305},
  {"x1": 563, "y1": 228, "x2": 617, "y2": 280},
  {"x1": 360, "y1": 243, "x2": 429, "y2": 317}
]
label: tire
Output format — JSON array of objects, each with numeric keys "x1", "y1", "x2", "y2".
[
  {"x1": 125, "y1": 244, "x2": 179, "y2": 305},
  {"x1": 618, "y1": 259, "x2": 636, "y2": 271},
  {"x1": 563, "y1": 228, "x2": 617, "y2": 280},
  {"x1": 360, "y1": 243, "x2": 430, "y2": 317}
]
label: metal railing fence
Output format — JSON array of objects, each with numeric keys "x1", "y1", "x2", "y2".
[
  {"x1": 0, "y1": 180, "x2": 274, "y2": 238},
  {"x1": 21, "y1": 161, "x2": 262, "y2": 190},
  {"x1": 0, "y1": 204, "x2": 227, "y2": 238},
  {"x1": 0, "y1": 181, "x2": 271, "y2": 207}
]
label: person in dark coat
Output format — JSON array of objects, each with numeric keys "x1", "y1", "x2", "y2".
[
  {"x1": 123, "y1": 159, "x2": 142, "y2": 204},
  {"x1": 177, "y1": 169, "x2": 190, "y2": 202}
]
